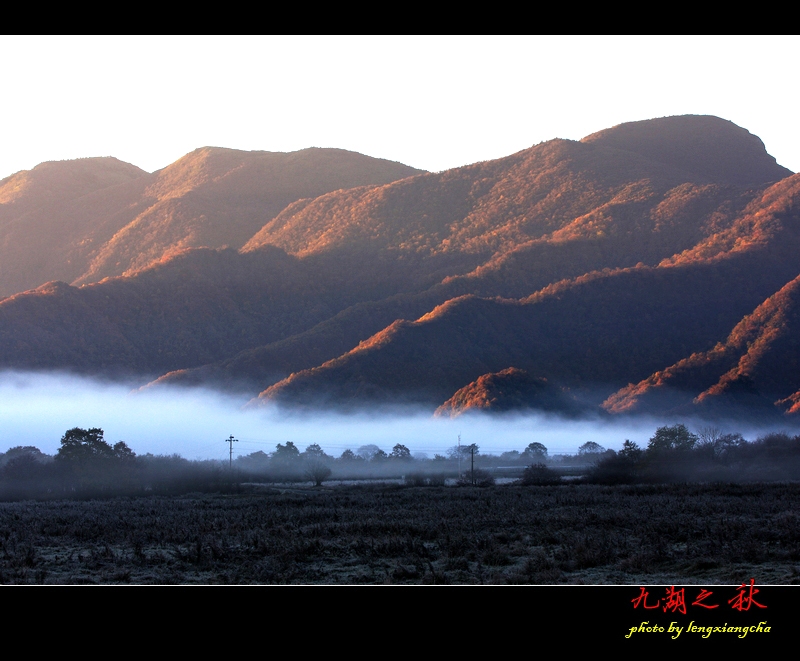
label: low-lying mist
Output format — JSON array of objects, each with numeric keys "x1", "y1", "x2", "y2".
[{"x1": 1, "y1": 370, "x2": 796, "y2": 460}]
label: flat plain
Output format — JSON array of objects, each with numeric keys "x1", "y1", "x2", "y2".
[{"x1": 2, "y1": 481, "x2": 799, "y2": 585}]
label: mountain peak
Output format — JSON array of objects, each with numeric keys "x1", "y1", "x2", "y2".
[
  {"x1": 582, "y1": 115, "x2": 792, "y2": 186},
  {"x1": 0, "y1": 157, "x2": 147, "y2": 207}
]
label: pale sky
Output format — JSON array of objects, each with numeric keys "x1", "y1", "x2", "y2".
[{"x1": 1, "y1": 35, "x2": 798, "y2": 180}]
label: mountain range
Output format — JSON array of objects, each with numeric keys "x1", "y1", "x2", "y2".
[{"x1": 1, "y1": 115, "x2": 798, "y2": 420}]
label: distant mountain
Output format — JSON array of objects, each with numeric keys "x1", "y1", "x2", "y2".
[
  {"x1": 0, "y1": 158, "x2": 149, "y2": 297},
  {"x1": 0, "y1": 148, "x2": 422, "y2": 297},
  {"x1": 0, "y1": 244, "x2": 442, "y2": 376},
  {"x1": 156, "y1": 133, "x2": 765, "y2": 392},
  {"x1": 581, "y1": 114, "x2": 791, "y2": 186},
  {"x1": 245, "y1": 117, "x2": 790, "y2": 263},
  {"x1": 74, "y1": 147, "x2": 424, "y2": 287},
  {"x1": 1, "y1": 115, "x2": 798, "y2": 421},
  {"x1": 249, "y1": 120, "x2": 798, "y2": 410}
]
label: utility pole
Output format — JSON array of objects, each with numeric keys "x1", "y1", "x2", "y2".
[
  {"x1": 225, "y1": 434, "x2": 238, "y2": 468},
  {"x1": 458, "y1": 433, "x2": 461, "y2": 479},
  {"x1": 470, "y1": 444, "x2": 475, "y2": 485}
]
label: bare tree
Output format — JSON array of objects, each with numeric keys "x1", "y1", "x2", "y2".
[{"x1": 304, "y1": 460, "x2": 332, "y2": 486}]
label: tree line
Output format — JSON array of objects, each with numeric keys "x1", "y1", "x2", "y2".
[
  {"x1": 586, "y1": 425, "x2": 800, "y2": 484},
  {"x1": 2, "y1": 424, "x2": 799, "y2": 499}
]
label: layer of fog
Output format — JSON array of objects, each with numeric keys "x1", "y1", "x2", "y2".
[{"x1": 1, "y1": 371, "x2": 796, "y2": 460}]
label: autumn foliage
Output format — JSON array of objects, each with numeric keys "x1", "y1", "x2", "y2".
[{"x1": 1, "y1": 116, "x2": 799, "y2": 418}]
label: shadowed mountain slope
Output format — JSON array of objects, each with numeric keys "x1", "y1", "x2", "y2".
[
  {"x1": 603, "y1": 270, "x2": 800, "y2": 416},
  {"x1": 255, "y1": 249, "x2": 800, "y2": 409},
  {"x1": 0, "y1": 245, "x2": 416, "y2": 375},
  {"x1": 0, "y1": 247, "x2": 314, "y2": 374},
  {"x1": 149, "y1": 287, "x2": 448, "y2": 392},
  {"x1": 601, "y1": 175, "x2": 800, "y2": 415},
  {"x1": 0, "y1": 244, "x2": 461, "y2": 377}
]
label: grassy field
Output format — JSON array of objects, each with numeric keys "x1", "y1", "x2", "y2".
[{"x1": 2, "y1": 481, "x2": 799, "y2": 584}]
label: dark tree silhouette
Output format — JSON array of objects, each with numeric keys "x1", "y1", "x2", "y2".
[
  {"x1": 338, "y1": 449, "x2": 363, "y2": 462},
  {"x1": 303, "y1": 443, "x2": 325, "y2": 456},
  {"x1": 371, "y1": 449, "x2": 388, "y2": 463},
  {"x1": 56, "y1": 428, "x2": 113, "y2": 462},
  {"x1": 578, "y1": 441, "x2": 605, "y2": 455},
  {"x1": 618, "y1": 439, "x2": 643, "y2": 460},
  {"x1": 647, "y1": 424, "x2": 697, "y2": 453},
  {"x1": 390, "y1": 444, "x2": 412, "y2": 460},
  {"x1": 273, "y1": 441, "x2": 300, "y2": 463},
  {"x1": 522, "y1": 442, "x2": 548, "y2": 461},
  {"x1": 54, "y1": 428, "x2": 137, "y2": 492}
]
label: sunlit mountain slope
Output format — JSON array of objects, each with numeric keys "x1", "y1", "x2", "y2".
[
  {"x1": 0, "y1": 148, "x2": 421, "y2": 297},
  {"x1": 0, "y1": 158, "x2": 149, "y2": 296},
  {"x1": 1, "y1": 115, "x2": 797, "y2": 419}
]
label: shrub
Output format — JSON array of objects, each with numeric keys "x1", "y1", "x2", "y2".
[
  {"x1": 521, "y1": 463, "x2": 561, "y2": 486},
  {"x1": 428, "y1": 473, "x2": 447, "y2": 486},
  {"x1": 404, "y1": 473, "x2": 428, "y2": 487},
  {"x1": 585, "y1": 454, "x2": 638, "y2": 485},
  {"x1": 457, "y1": 468, "x2": 495, "y2": 487}
]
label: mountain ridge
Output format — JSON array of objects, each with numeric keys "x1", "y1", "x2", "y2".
[
  {"x1": 0, "y1": 147, "x2": 422, "y2": 297},
  {"x1": 2, "y1": 115, "x2": 798, "y2": 420}
]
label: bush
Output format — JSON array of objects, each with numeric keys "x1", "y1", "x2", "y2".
[
  {"x1": 457, "y1": 468, "x2": 495, "y2": 487},
  {"x1": 427, "y1": 473, "x2": 447, "y2": 487},
  {"x1": 521, "y1": 463, "x2": 561, "y2": 486},
  {"x1": 403, "y1": 472, "x2": 449, "y2": 487},
  {"x1": 404, "y1": 473, "x2": 428, "y2": 487},
  {"x1": 585, "y1": 454, "x2": 638, "y2": 485}
]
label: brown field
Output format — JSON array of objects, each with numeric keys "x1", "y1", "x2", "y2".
[{"x1": 2, "y1": 481, "x2": 799, "y2": 585}]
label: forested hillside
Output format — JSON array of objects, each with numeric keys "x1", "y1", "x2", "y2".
[{"x1": 1, "y1": 115, "x2": 797, "y2": 419}]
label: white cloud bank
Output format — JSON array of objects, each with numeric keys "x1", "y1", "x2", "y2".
[{"x1": 0, "y1": 371, "x2": 793, "y2": 460}]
